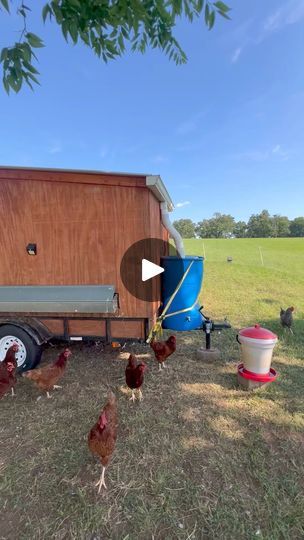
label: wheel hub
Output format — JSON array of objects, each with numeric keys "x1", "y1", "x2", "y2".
[{"x1": 0, "y1": 335, "x2": 27, "y2": 367}]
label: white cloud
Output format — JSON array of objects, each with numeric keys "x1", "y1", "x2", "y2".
[
  {"x1": 230, "y1": 2, "x2": 304, "y2": 55},
  {"x1": 152, "y1": 154, "x2": 168, "y2": 163},
  {"x1": 231, "y1": 47, "x2": 242, "y2": 63},
  {"x1": 232, "y1": 150, "x2": 269, "y2": 162},
  {"x1": 272, "y1": 144, "x2": 281, "y2": 154},
  {"x1": 177, "y1": 120, "x2": 197, "y2": 135},
  {"x1": 231, "y1": 145, "x2": 290, "y2": 162},
  {"x1": 264, "y1": 9, "x2": 282, "y2": 32},
  {"x1": 100, "y1": 146, "x2": 108, "y2": 159},
  {"x1": 272, "y1": 144, "x2": 290, "y2": 160},
  {"x1": 176, "y1": 201, "x2": 190, "y2": 208},
  {"x1": 262, "y1": 0, "x2": 304, "y2": 38},
  {"x1": 48, "y1": 142, "x2": 62, "y2": 154},
  {"x1": 176, "y1": 111, "x2": 206, "y2": 136}
]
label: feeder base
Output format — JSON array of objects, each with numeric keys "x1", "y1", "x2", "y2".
[
  {"x1": 237, "y1": 372, "x2": 271, "y2": 391},
  {"x1": 196, "y1": 347, "x2": 220, "y2": 362}
]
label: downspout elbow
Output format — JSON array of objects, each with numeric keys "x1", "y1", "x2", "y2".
[{"x1": 160, "y1": 202, "x2": 185, "y2": 258}]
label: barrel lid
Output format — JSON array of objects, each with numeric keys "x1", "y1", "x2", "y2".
[{"x1": 239, "y1": 324, "x2": 277, "y2": 340}]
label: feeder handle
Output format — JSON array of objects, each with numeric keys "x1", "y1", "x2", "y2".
[{"x1": 236, "y1": 335, "x2": 241, "y2": 345}]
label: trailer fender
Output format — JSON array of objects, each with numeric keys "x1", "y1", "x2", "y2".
[{"x1": 0, "y1": 317, "x2": 52, "y2": 345}]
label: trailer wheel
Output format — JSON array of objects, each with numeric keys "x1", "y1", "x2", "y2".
[{"x1": 0, "y1": 325, "x2": 42, "y2": 372}]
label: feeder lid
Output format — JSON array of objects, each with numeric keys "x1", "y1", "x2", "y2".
[{"x1": 239, "y1": 324, "x2": 277, "y2": 340}]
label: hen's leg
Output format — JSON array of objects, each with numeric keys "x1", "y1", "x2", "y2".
[
  {"x1": 162, "y1": 362, "x2": 167, "y2": 368},
  {"x1": 158, "y1": 363, "x2": 162, "y2": 371},
  {"x1": 129, "y1": 390, "x2": 136, "y2": 402},
  {"x1": 53, "y1": 385, "x2": 62, "y2": 389},
  {"x1": 11, "y1": 387, "x2": 15, "y2": 397},
  {"x1": 137, "y1": 388, "x2": 143, "y2": 401},
  {"x1": 289, "y1": 327, "x2": 294, "y2": 335},
  {"x1": 46, "y1": 391, "x2": 52, "y2": 399},
  {"x1": 95, "y1": 466, "x2": 107, "y2": 492}
]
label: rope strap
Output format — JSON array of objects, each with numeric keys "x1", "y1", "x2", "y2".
[{"x1": 146, "y1": 261, "x2": 197, "y2": 343}]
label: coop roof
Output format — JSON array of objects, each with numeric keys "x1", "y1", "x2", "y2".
[{"x1": 0, "y1": 166, "x2": 174, "y2": 211}]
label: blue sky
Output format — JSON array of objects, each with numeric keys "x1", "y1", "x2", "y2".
[{"x1": 1, "y1": 0, "x2": 303, "y2": 223}]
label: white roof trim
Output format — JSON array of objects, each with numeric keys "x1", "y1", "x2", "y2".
[{"x1": 146, "y1": 175, "x2": 174, "y2": 212}]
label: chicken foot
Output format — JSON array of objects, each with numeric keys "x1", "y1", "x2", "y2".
[
  {"x1": 158, "y1": 363, "x2": 162, "y2": 372},
  {"x1": 95, "y1": 466, "x2": 107, "y2": 492},
  {"x1": 137, "y1": 388, "x2": 143, "y2": 401},
  {"x1": 53, "y1": 385, "x2": 62, "y2": 389},
  {"x1": 129, "y1": 390, "x2": 136, "y2": 402},
  {"x1": 11, "y1": 387, "x2": 15, "y2": 397}
]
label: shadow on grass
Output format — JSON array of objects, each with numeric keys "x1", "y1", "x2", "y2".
[{"x1": 1, "y1": 323, "x2": 304, "y2": 540}]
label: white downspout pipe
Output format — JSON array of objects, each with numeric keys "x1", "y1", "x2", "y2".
[{"x1": 160, "y1": 202, "x2": 185, "y2": 258}]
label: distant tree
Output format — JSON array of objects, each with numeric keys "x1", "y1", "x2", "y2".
[
  {"x1": 233, "y1": 220, "x2": 247, "y2": 238},
  {"x1": 207, "y1": 213, "x2": 235, "y2": 238},
  {"x1": 247, "y1": 210, "x2": 273, "y2": 238},
  {"x1": 271, "y1": 215, "x2": 290, "y2": 237},
  {"x1": 0, "y1": 0, "x2": 230, "y2": 93},
  {"x1": 195, "y1": 219, "x2": 211, "y2": 238},
  {"x1": 196, "y1": 213, "x2": 235, "y2": 238},
  {"x1": 289, "y1": 217, "x2": 304, "y2": 237},
  {"x1": 173, "y1": 218, "x2": 196, "y2": 238}
]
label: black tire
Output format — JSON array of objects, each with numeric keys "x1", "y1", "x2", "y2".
[{"x1": 0, "y1": 325, "x2": 42, "y2": 372}]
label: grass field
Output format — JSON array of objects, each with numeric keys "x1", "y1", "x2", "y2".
[
  {"x1": 1, "y1": 239, "x2": 304, "y2": 540},
  {"x1": 184, "y1": 238, "x2": 304, "y2": 326}
]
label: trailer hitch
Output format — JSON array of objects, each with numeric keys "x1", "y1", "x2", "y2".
[{"x1": 199, "y1": 306, "x2": 231, "y2": 350}]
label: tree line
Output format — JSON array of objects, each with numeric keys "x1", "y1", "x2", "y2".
[{"x1": 173, "y1": 211, "x2": 304, "y2": 238}]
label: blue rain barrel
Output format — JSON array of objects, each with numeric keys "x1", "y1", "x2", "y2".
[{"x1": 161, "y1": 256, "x2": 204, "y2": 331}]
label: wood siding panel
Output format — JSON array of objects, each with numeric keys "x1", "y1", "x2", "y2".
[
  {"x1": 68, "y1": 319, "x2": 106, "y2": 336},
  {"x1": 0, "y1": 175, "x2": 166, "y2": 321},
  {"x1": 39, "y1": 319, "x2": 64, "y2": 334},
  {"x1": 0, "y1": 168, "x2": 146, "y2": 187},
  {"x1": 110, "y1": 320, "x2": 144, "y2": 339}
]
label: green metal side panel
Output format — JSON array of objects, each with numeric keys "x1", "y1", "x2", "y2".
[{"x1": 0, "y1": 285, "x2": 118, "y2": 314}]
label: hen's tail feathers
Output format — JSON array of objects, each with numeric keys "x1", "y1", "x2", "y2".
[{"x1": 22, "y1": 370, "x2": 40, "y2": 382}]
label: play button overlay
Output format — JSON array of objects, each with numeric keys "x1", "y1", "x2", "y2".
[
  {"x1": 142, "y1": 259, "x2": 164, "y2": 282},
  {"x1": 120, "y1": 237, "x2": 181, "y2": 302}
]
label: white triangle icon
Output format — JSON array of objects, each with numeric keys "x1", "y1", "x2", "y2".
[{"x1": 142, "y1": 259, "x2": 164, "y2": 282}]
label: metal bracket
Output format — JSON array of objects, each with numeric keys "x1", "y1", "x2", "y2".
[{"x1": 199, "y1": 306, "x2": 231, "y2": 350}]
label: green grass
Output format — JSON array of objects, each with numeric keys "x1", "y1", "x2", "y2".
[
  {"x1": 1, "y1": 239, "x2": 304, "y2": 540},
  {"x1": 184, "y1": 238, "x2": 304, "y2": 326}
]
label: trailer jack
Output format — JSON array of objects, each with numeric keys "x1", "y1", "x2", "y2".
[{"x1": 197, "y1": 307, "x2": 231, "y2": 361}]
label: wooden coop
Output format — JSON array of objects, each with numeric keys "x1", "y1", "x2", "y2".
[{"x1": 0, "y1": 167, "x2": 173, "y2": 346}]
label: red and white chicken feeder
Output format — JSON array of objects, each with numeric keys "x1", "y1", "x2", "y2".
[{"x1": 237, "y1": 324, "x2": 278, "y2": 386}]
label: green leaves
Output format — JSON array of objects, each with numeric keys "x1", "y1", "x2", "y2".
[
  {"x1": 0, "y1": 0, "x2": 10, "y2": 13},
  {"x1": 204, "y1": 1, "x2": 231, "y2": 29},
  {"x1": 42, "y1": 4, "x2": 52, "y2": 22},
  {"x1": 213, "y1": 0, "x2": 231, "y2": 20},
  {"x1": 1, "y1": 0, "x2": 231, "y2": 93},
  {"x1": 26, "y1": 33, "x2": 44, "y2": 48},
  {"x1": 1, "y1": 38, "x2": 42, "y2": 94},
  {"x1": 214, "y1": 1, "x2": 230, "y2": 14}
]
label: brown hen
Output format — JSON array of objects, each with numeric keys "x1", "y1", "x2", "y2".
[
  {"x1": 150, "y1": 335, "x2": 176, "y2": 371},
  {"x1": 88, "y1": 390, "x2": 117, "y2": 492},
  {"x1": 22, "y1": 348, "x2": 72, "y2": 399},
  {"x1": 0, "y1": 343, "x2": 19, "y2": 399}
]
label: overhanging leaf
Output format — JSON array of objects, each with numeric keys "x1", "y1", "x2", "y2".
[
  {"x1": 0, "y1": 0, "x2": 10, "y2": 13},
  {"x1": 26, "y1": 32, "x2": 44, "y2": 48},
  {"x1": 213, "y1": 1, "x2": 230, "y2": 13}
]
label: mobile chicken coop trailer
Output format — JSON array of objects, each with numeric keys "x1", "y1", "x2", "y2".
[{"x1": 0, "y1": 166, "x2": 179, "y2": 370}]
